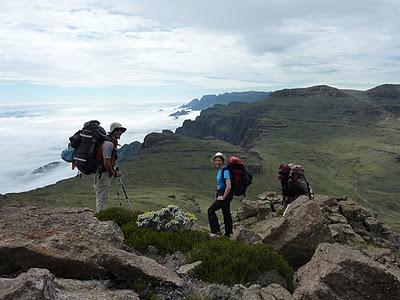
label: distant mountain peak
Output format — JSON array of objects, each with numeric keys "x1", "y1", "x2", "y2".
[
  {"x1": 272, "y1": 85, "x2": 347, "y2": 98},
  {"x1": 180, "y1": 91, "x2": 271, "y2": 110},
  {"x1": 366, "y1": 84, "x2": 400, "y2": 99}
]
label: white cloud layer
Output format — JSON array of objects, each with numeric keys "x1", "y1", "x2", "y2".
[
  {"x1": 0, "y1": 0, "x2": 399, "y2": 91},
  {"x1": 0, "y1": 101, "x2": 199, "y2": 194}
]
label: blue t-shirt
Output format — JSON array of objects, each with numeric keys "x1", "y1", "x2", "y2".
[{"x1": 217, "y1": 168, "x2": 231, "y2": 190}]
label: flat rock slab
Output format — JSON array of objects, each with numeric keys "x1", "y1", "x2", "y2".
[
  {"x1": 56, "y1": 277, "x2": 139, "y2": 300},
  {"x1": 294, "y1": 243, "x2": 400, "y2": 300},
  {"x1": 176, "y1": 261, "x2": 202, "y2": 276},
  {"x1": 0, "y1": 206, "x2": 182, "y2": 287}
]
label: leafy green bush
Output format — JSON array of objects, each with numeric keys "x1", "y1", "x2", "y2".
[
  {"x1": 96, "y1": 207, "x2": 209, "y2": 255},
  {"x1": 187, "y1": 238, "x2": 293, "y2": 286},
  {"x1": 122, "y1": 222, "x2": 209, "y2": 255},
  {"x1": 95, "y1": 207, "x2": 142, "y2": 227}
]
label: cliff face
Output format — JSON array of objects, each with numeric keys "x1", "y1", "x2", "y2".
[
  {"x1": 176, "y1": 103, "x2": 267, "y2": 146},
  {"x1": 176, "y1": 85, "x2": 386, "y2": 147}
]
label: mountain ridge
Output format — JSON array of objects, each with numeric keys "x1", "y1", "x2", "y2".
[{"x1": 180, "y1": 91, "x2": 271, "y2": 110}]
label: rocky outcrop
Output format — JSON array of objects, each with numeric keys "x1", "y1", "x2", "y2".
[
  {"x1": 236, "y1": 194, "x2": 282, "y2": 222},
  {"x1": 0, "y1": 268, "x2": 139, "y2": 300},
  {"x1": 0, "y1": 206, "x2": 183, "y2": 287},
  {"x1": 293, "y1": 243, "x2": 400, "y2": 300},
  {"x1": 169, "y1": 109, "x2": 190, "y2": 118},
  {"x1": 249, "y1": 196, "x2": 333, "y2": 269},
  {"x1": 117, "y1": 141, "x2": 141, "y2": 163},
  {"x1": 236, "y1": 194, "x2": 400, "y2": 270},
  {"x1": 0, "y1": 268, "x2": 57, "y2": 300},
  {"x1": 141, "y1": 131, "x2": 182, "y2": 150}
]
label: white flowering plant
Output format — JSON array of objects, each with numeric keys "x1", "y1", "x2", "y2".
[{"x1": 137, "y1": 205, "x2": 197, "y2": 231}]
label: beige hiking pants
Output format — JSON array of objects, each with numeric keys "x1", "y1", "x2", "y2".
[{"x1": 94, "y1": 171, "x2": 111, "y2": 212}]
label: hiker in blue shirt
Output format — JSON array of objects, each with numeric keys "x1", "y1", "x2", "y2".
[{"x1": 208, "y1": 152, "x2": 234, "y2": 238}]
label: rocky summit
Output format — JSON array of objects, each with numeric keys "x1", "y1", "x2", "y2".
[
  {"x1": 233, "y1": 194, "x2": 400, "y2": 299},
  {"x1": 1, "y1": 195, "x2": 400, "y2": 300},
  {"x1": 0, "y1": 206, "x2": 182, "y2": 300}
]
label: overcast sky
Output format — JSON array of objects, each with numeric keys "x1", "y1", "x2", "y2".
[{"x1": 0, "y1": 0, "x2": 399, "y2": 102}]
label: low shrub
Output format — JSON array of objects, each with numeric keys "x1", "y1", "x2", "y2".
[
  {"x1": 187, "y1": 238, "x2": 293, "y2": 287},
  {"x1": 122, "y1": 222, "x2": 209, "y2": 255},
  {"x1": 137, "y1": 205, "x2": 197, "y2": 231},
  {"x1": 95, "y1": 207, "x2": 142, "y2": 227},
  {"x1": 96, "y1": 207, "x2": 208, "y2": 255}
]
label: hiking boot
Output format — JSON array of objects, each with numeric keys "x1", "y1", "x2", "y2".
[{"x1": 209, "y1": 232, "x2": 221, "y2": 240}]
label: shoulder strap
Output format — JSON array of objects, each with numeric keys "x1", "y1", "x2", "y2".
[{"x1": 221, "y1": 167, "x2": 230, "y2": 182}]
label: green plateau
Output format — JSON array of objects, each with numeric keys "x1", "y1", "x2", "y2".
[{"x1": 4, "y1": 84, "x2": 400, "y2": 230}]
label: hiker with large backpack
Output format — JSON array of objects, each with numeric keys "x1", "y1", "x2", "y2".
[
  {"x1": 62, "y1": 121, "x2": 127, "y2": 212},
  {"x1": 94, "y1": 122, "x2": 126, "y2": 212},
  {"x1": 278, "y1": 163, "x2": 313, "y2": 212},
  {"x1": 208, "y1": 152, "x2": 252, "y2": 238}
]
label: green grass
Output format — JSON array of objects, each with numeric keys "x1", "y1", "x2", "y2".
[
  {"x1": 122, "y1": 223, "x2": 210, "y2": 255},
  {"x1": 187, "y1": 238, "x2": 293, "y2": 287},
  {"x1": 96, "y1": 207, "x2": 210, "y2": 255}
]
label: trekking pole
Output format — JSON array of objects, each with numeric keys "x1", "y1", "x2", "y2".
[
  {"x1": 114, "y1": 177, "x2": 123, "y2": 207},
  {"x1": 117, "y1": 175, "x2": 133, "y2": 210}
]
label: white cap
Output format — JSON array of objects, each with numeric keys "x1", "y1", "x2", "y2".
[
  {"x1": 213, "y1": 152, "x2": 227, "y2": 162},
  {"x1": 109, "y1": 122, "x2": 127, "y2": 133}
]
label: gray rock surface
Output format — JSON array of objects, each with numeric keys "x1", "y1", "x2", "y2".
[
  {"x1": 0, "y1": 268, "x2": 139, "y2": 300},
  {"x1": 56, "y1": 277, "x2": 139, "y2": 300},
  {"x1": 253, "y1": 197, "x2": 332, "y2": 269},
  {"x1": 230, "y1": 284, "x2": 293, "y2": 300},
  {"x1": 293, "y1": 243, "x2": 400, "y2": 300},
  {"x1": 0, "y1": 206, "x2": 183, "y2": 287},
  {"x1": 176, "y1": 261, "x2": 202, "y2": 277},
  {"x1": 236, "y1": 227, "x2": 262, "y2": 244},
  {"x1": 0, "y1": 268, "x2": 57, "y2": 300}
]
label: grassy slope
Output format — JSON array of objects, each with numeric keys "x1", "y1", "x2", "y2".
[
  {"x1": 4, "y1": 87, "x2": 400, "y2": 230},
  {"x1": 177, "y1": 90, "x2": 400, "y2": 229},
  {"x1": 3, "y1": 133, "x2": 262, "y2": 226}
]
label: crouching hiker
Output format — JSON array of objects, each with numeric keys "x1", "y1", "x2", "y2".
[
  {"x1": 208, "y1": 152, "x2": 234, "y2": 238},
  {"x1": 278, "y1": 163, "x2": 313, "y2": 216},
  {"x1": 95, "y1": 122, "x2": 126, "y2": 212}
]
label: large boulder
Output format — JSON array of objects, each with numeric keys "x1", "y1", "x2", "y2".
[
  {"x1": 0, "y1": 268, "x2": 57, "y2": 300},
  {"x1": 252, "y1": 196, "x2": 332, "y2": 269},
  {"x1": 293, "y1": 243, "x2": 400, "y2": 300},
  {"x1": 0, "y1": 268, "x2": 139, "y2": 300},
  {"x1": 0, "y1": 206, "x2": 183, "y2": 287}
]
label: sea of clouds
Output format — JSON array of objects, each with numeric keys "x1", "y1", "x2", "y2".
[{"x1": 0, "y1": 101, "x2": 199, "y2": 194}]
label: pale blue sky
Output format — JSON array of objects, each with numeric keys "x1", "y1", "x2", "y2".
[{"x1": 0, "y1": 0, "x2": 399, "y2": 103}]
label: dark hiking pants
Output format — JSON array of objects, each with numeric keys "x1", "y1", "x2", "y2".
[{"x1": 208, "y1": 190, "x2": 234, "y2": 236}]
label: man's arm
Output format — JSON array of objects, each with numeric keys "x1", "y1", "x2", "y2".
[{"x1": 103, "y1": 158, "x2": 115, "y2": 177}]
